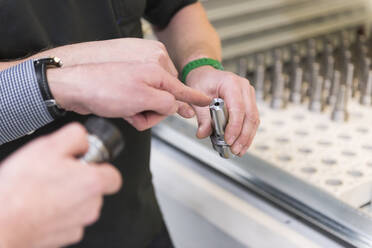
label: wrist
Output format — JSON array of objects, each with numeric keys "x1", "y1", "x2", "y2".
[
  {"x1": 33, "y1": 57, "x2": 66, "y2": 119},
  {"x1": 181, "y1": 57, "x2": 223, "y2": 83},
  {"x1": 185, "y1": 65, "x2": 216, "y2": 86}
]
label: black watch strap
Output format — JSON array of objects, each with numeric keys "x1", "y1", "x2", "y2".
[{"x1": 34, "y1": 57, "x2": 66, "y2": 119}]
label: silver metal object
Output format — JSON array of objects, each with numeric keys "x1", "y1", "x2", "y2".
[
  {"x1": 309, "y1": 76, "x2": 323, "y2": 112},
  {"x1": 289, "y1": 67, "x2": 303, "y2": 104},
  {"x1": 271, "y1": 74, "x2": 285, "y2": 109},
  {"x1": 209, "y1": 98, "x2": 230, "y2": 159},
  {"x1": 80, "y1": 117, "x2": 125, "y2": 163},
  {"x1": 328, "y1": 70, "x2": 341, "y2": 105},
  {"x1": 254, "y1": 65, "x2": 265, "y2": 101},
  {"x1": 80, "y1": 135, "x2": 110, "y2": 163},
  {"x1": 331, "y1": 84, "x2": 348, "y2": 122},
  {"x1": 360, "y1": 70, "x2": 372, "y2": 105}
]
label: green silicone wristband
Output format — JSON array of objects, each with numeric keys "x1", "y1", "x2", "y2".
[{"x1": 181, "y1": 58, "x2": 224, "y2": 83}]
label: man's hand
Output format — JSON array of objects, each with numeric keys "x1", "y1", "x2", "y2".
[
  {"x1": 48, "y1": 61, "x2": 211, "y2": 131},
  {"x1": 0, "y1": 38, "x2": 211, "y2": 130},
  {"x1": 186, "y1": 66, "x2": 260, "y2": 156},
  {"x1": 0, "y1": 123, "x2": 122, "y2": 248}
]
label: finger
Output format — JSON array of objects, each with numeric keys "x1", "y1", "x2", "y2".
[
  {"x1": 81, "y1": 197, "x2": 104, "y2": 226},
  {"x1": 46, "y1": 123, "x2": 89, "y2": 157},
  {"x1": 239, "y1": 87, "x2": 260, "y2": 156},
  {"x1": 129, "y1": 112, "x2": 168, "y2": 131},
  {"x1": 51, "y1": 227, "x2": 85, "y2": 248},
  {"x1": 93, "y1": 163, "x2": 122, "y2": 195},
  {"x1": 148, "y1": 67, "x2": 211, "y2": 106},
  {"x1": 219, "y1": 83, "x2": 245, "y2": 145},
  {"x1": 231, "y1": 116, "x2": 252, "y2": 156},
  {"x1": 140, "y1": 88, "x2": 178, "y2": 116},
  {"x1": 177, "y1": 101, "x2": 195, "y2": 118},
  {"x1": 194, "y1": 106, "x2": 213, "y2": 139}
]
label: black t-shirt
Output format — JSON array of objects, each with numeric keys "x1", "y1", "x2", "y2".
[{"x1": 0, "y1": 0, "x2": 196, "y2": 247}]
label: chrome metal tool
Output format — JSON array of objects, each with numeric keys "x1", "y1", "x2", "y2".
[
  {"x1": 209, "y1": 98, "x2": 230, "y2": 159},
  {"x1": 80, "y1": 117, "x2": 125, "y2": 163}
]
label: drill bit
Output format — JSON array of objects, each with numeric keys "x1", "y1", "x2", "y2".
[
  {"x1": 360, "y1": 70, "x2": 372, "y2": 105},
  {"x1": 331, "y1": 84, "x2": 348, "y2": 122}
]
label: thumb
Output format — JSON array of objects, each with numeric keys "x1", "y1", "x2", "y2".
[{"x1": 193, "y1": 106, "x2": 213, "y2": 139}]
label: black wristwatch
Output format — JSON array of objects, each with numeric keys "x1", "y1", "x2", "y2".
[{"x1": 34, "y1": 57, "x2": 66, "y2": 119}]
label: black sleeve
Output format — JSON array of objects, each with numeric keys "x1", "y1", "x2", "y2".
[{"x1": 144, "y1": 0, "x2": 197, "y2": 29}]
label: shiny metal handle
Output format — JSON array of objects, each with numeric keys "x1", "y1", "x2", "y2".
[
  {"x1": 79, "y1": 117, "x2": 124, "y2": 163},
  {"x1": 209, "y1": 98, "x2": 230, "y2": 158}
]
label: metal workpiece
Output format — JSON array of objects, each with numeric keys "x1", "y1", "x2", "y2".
[
  {"x1": 341, "y1": 50, "x2": 352, "y2": 73},
  {"x1": 331, "y1": 84, "x2": 348, "y2": 122},
  {"x1": 80, "y1": 117, "x2": 124, "y2": 163},
  {"x1": 209, "y1": 98, "x2": 230, "y2": 159},
  {"x1": 273, "y1": 48, "x2": 282, "y2": 62},
  {"x1": 270, "y1": 73, "x2": 285, "y2": 109},
  {"x1": 310, "y1": 62, "x2": 320, "y2": 85},
  {"x1": 309, "y1": 76, "x2": 323, "y2": 112},
  {"x1": 360, "y1": 70, "x2": 372, "y2": 105},
  {"x1": 327, "y1": 70, "x2": 341, "y2": 106},
  {"x1": 360, "y1": 58, "x2": 371, "y2": 90},
  {"x1": 323, "y1": 56, "x2": 334, "y2": 81},
  {"x1": 289, "y1": 67, "x2": 303, "y2": 104},
  {"x1": 324, "y1": 43, "x2": 334, "y2": 59},
  {"x1": 345, "y1": 63, "x2": 355, "y2": 99}
]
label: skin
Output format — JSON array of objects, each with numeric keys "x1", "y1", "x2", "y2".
[
  {"x1": 0, "y1": 123, "x2": 122, "y2": 248},
  {"x1": 155, "y1": 2, "x2": 260, "y2": 156},
  {"x1": 0, "y1": 38, "x2": 212, "y2": 131}
]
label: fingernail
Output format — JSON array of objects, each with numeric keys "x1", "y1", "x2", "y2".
[
  {"x1": 231, "y1": 143, "x2": 242, "y2": 155},
  {"x1": 227, "y1": 136, "x2": 236, "y2": 146}
]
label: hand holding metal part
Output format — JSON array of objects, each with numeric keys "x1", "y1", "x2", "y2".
[
  {"x1": 80, "y1": 117, "x2": 125, "y2": 163},
  {"x1": 209, "y1": 98, "x2": 230, "y2": 158}
]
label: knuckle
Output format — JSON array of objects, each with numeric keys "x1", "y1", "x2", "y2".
[
  {"x1": 86, "y1": 206, "x2": 101, "y2": 225},
  {"x1": 71, "y1": 228, "x2": 84, "y2": 243},
  {"x1": 154, "y1": 41, "x2": 166, "y2": 51}
]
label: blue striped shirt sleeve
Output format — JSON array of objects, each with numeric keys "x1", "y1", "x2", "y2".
[{"x1": 0, "y1": 60, "x2": 54, "y2": 145}]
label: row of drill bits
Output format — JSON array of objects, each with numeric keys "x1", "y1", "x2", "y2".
[{"x1": 239, "y1": 28, "x2": 372, "y2": 122}]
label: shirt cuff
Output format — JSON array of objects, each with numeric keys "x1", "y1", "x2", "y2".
[{"x1": 0, "y1": 59, "x2": 54, "y2": 145}]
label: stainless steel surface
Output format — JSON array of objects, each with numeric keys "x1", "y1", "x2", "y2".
[
  {"x1": 151, "y1": 137, "x2": 344, "y2": 248},
  {"x1": 209, "y1": 98, "x2": 230, "y2": 158},
  {"x1": 153, "y1": 116, "x2": 372, "y2": 248}
]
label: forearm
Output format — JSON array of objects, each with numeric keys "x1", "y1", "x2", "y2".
[{"x1": 154, "y1": 2, "x2": 222, "y2": 72}]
